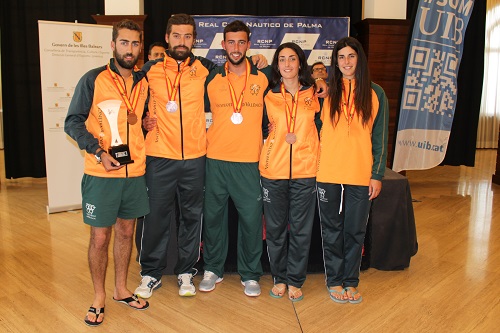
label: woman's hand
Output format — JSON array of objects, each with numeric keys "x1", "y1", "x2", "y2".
[{"x1": 368, "y1": 179, "x2": 382, "y2": 200}]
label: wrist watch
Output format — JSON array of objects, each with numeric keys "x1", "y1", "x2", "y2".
[{"x1": 95, "y1": 149, "x2": 105, "y2": 163}]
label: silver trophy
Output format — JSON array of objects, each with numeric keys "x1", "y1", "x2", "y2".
[{"x1": 98, "y1": 100, "x2": 134, "y2": 165}]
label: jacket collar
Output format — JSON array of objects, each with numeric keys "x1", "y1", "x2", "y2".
[
  {"x1": 164, "y1": 51, "x2": 197, "y2": 66},
  {"x1": 220, "y1": 57, "x2": 260, "y2": 77},
  {"x1": 270, "y1": 82, "x2": 312, "y2": 94},
  {"x1": 109, "y1": 58, "x2": 145, "y2": 82}
]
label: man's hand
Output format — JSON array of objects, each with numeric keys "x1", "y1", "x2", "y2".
[
  {"x1": 268, "y1": 121, "x2": 274, "y2": 133},
  {"x1": 315, "y1": 79, "x2": 328, "y2": 98},
  {"x1": 100, "y1": 152, "x2": 124, "y2": 172},
  {"x1": 143, "y1": 111, "x2": 157, "y2": 132},
  {"x1": 251, "y1": 54, "x2": 268, "y2": 69},
  {"x1": 368, "y1": 179, "x2": 382, "y2": 200}
]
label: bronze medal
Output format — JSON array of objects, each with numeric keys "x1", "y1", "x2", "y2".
[
  {"x1": 107, "y1": 65, "x2": 142, "y2": 128},
  {"x1": 127, "y1": 113, "x2": 138, "y2": 125},
  {"x1": 285, "y1": 133, "x2": 296, "y2": 144}
]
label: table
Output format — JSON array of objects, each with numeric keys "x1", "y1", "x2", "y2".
[{"x1": 361, "y1": 168, "x2": 418, "y2": 270}]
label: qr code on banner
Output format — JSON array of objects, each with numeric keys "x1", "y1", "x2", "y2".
[{"x1": 401, "y1": 45, "x2": 459, "y2": 118}]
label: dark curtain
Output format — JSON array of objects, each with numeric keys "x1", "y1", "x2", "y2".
[
  {"x1": 405, "y1": 0, "x2": 486, "y2": 167},
  {"x1": 0, "y1": 0, "x2": 104, "y2": 179},
  {"x1": 442, "y1": 0, "x2": 485, "y2": 166},
  {"x1": 142, "y1": 1, "x2": 363, "y2": 55}
]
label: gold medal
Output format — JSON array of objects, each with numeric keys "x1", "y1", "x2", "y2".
[{"x1": 285, "y1": 133, "x2": 296, "y2": 144}]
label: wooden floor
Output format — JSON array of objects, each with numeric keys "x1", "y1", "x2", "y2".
[{"x1": 0, "y1": 149, "x2": 499, "y2": 332}]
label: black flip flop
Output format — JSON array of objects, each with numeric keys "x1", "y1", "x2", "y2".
[
  {"x1": 113, "y1": 294, "x2": 149, "y2": 310},
  {"x1": 84, "y1": 306, "x2": 104, "y2": 327}
]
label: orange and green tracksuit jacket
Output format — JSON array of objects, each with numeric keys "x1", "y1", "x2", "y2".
[
  {"x1": 142, "y1": 52, "x2": 217, "y2": 160},
  {"x1": 317, "y1": 79, "x2": 389, "y2": 186},
  {"x1": 65, "y1": 58, "x2": 148, "y2": 178},
  {"x1": 204, "y1": 60, "x2": 271, "y2": 162},
  {"x1": 259, "y1": 85, "x2": 321, "y2": 179}
]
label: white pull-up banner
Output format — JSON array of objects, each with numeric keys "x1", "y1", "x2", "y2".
[{"x1": 38, "y1": 21, "x2": 112, "y2": 213}]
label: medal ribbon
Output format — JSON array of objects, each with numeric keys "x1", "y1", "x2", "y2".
[
  {"x1": 281, "y1": 83, "x2": 299, "y2": 134},
  {"x1": 342, "y1": 84, "x2": 355, "y2": 133},
  {"x1": 225, "y1": 59, "x2": 250, "y2": 114},
  {"x1": 107, "y1": 64, "x2": 142, "y2": 117},
  {"x1": 164, "y1": 58, "x2": 189, "y2": 102}
]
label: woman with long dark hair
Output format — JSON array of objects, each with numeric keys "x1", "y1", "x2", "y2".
[
  {"x1": 317, "y1": 37, "x2": 389, "y2": 304},
  {"x1": 260, "y1": 42, "x2": 321, "y2": 302}
]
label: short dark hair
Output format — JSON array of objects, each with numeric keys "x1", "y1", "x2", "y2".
[
  {"x1": 270, "y1": 42, "x2": 314, "y2": 89},
  {"x1": 166, "y1": 13, "x2": 197, "y2": 39},
  {"x1": 112, "y1": 19, "x2": 142, "y2": 42},
  {"x1": 311, "y1": 61, "x2": 327, "y2": 70},
  {"x1": 148, "y1": 42, "x2": 166, "y2": 55},
  {"x1": 223, "y1": 20, "x2": 250, "y2": 41}
]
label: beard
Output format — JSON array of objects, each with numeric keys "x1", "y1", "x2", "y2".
[
  {"x1": 169, "y1": 45, "x2": 190, "y2": 61},
  {"x1": 226, "y1": 51, "x2": 246, "y2": 66},
  {"x1": 114, "y1": 50, "x2": 139, "y2": 69}
]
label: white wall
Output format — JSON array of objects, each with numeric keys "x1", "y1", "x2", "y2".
[
  {"x1": 105, "y1": 0, "x2": 144, "y2": 15},
  {"x1": 103, "y1": 0, "x2": 404, "y2": 20},
  {"x1": 363, "y1": 0, "x2": 407, "y2": 19}
]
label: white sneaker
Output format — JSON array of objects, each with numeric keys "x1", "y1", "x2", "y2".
[
  {"x1": 241, "y1": 280, "x2": 261, "y2": 297},
  {"x1": 178, "y1": 273, "x2": 196, "y2": 297},
  {"x1": 199, "y1": 271, "x2": 223, "y2": 292},
  {"x1": 134, "y1": 276, "x2": 162, "y2": 299}
]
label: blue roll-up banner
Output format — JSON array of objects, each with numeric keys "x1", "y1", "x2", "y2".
[
  {"x1": 392, "y1": 0, "x2": 475, "y2": 172},
  {"x1": 192, "y1": 15, "x2": 349, "y2": 66}
]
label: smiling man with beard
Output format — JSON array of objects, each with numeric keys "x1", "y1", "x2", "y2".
[
  {"x1": 199, "y1": 20, "x2": 272, "y2": 297},
  {"x1": 65, "y1": 19, "x2": 150, "y2": 327}
]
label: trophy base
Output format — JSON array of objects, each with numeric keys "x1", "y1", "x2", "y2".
[
  {"x1": 108, "y1": 144, "x2": 134, "y2": 166},
  {"x1": 112, "y1": 160, "x2": 134, "y2": 167}
]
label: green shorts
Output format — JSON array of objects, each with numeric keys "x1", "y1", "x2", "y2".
[{"x1": 81, "y1": 174, "x2": 150, "y2": 227}]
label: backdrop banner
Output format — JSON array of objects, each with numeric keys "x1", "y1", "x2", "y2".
[
  {"x1": 191, "y1": 15, "x2": 349, "y2": 66},
  {"x1": 193, "y1": 15, "x2": 349, "y2": 129},
  {"x1": 38, "y1": 21, "x2": 112, "y2": 213},
  {"x1": 392, "y1": 0, "x2": 475, "y2": 172}
]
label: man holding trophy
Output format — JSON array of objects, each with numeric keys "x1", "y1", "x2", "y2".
[{"x1": 65, "y1": 19, "x2": 150, "y2": 327}]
